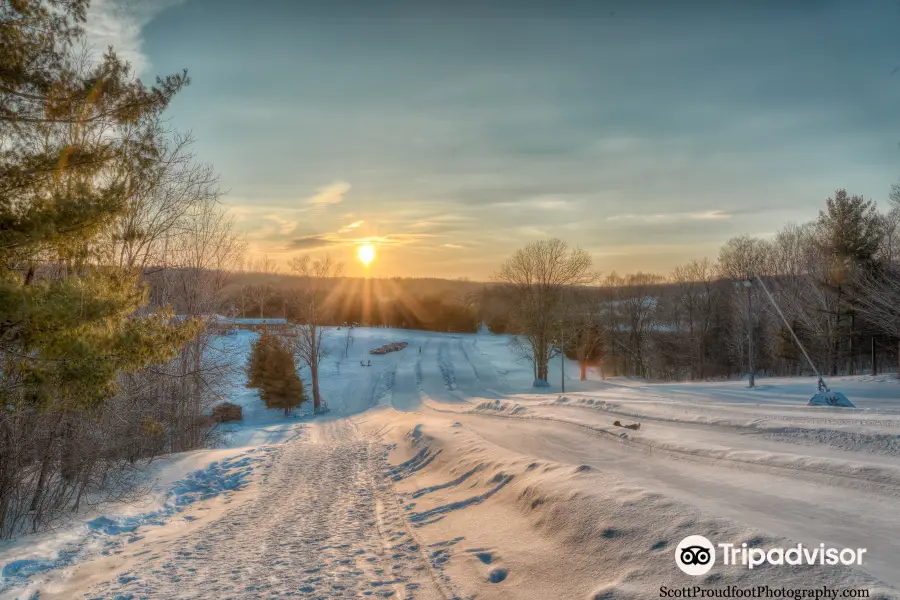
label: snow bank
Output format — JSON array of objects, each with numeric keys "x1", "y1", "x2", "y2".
[
  {"x1": 473, "y1": 399, "x2": 530, "y2": 417},
  {"x1": 361, "y1": 411, "x2": 895, "y2": 600},
  {"x1": 0, "y1": 447, "x2": 276, "y2": 597}
]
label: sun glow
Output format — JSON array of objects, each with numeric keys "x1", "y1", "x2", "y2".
[{"x1": 357, "y1": 244, "x2": 376, "y2": 266}]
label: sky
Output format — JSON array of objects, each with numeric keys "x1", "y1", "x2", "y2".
[{"x1": 84, "y1": 0, "x2": 900, "y2": 279}]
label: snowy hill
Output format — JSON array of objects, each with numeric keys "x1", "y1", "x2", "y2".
[{"x1": 2, "y1": 327, "x2": 900, "y2": 599}]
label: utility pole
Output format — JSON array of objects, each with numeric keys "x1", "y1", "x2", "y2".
[
  {"x1": 560, "y1": 324, "x2": 565, "y2": 394},
  {"x1": 748, "y1": 281, "x2": 754, "y2": 388},
  {"x1": 741, "y1": 280, "x2": 755, "y2": 388}
]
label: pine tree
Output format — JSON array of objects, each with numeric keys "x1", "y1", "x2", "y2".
[
  {"x1": 1, "y1": 0, "x2": 199, "y2": 412},
  {"x1": 0, "y1": 0, "x2": 206, "y2": 536},
  {"x1": 247, "y1": 332, "x2": 306, "y2": 415},
  {"x1": 816, "y1": 190, "x2": 883, "y2": 272},
  {"x1": 815, "y1": 190, "x2": 884, "y2": 375},
  {"x1": 246, "y1": 331, "x2": 276, "y2": 390}
]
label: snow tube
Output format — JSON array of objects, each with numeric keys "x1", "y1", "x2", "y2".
[{"x1": 808, "y1": 391, "x2": 855, "y2": 407}]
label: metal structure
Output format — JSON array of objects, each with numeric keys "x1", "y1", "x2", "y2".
[
  {"x1": 753, "y1": 276, "x2": 827, "y2": 391},
  {"x1": 753, "y1": 275, "x2": 852, "y2": 406}
]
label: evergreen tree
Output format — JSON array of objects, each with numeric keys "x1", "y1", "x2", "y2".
[
  {"x1": 247, "y1": 332, "x2": 306, "y2": 415},
  {"x1": 814, "y1": 190, "x2": 884, "y2": 375},
  {"x1": 1, "y1": 0, "x2": 198, "y2": 411},
  {"x1": 0, "y1": 0, "x2": 201, "y2": 536},
  {"x1": 246, "y1": 331, "x2": 276, "y2": 390},
  {"x1": 816, "y1": 189, "x2": 883, "y2": 272}
]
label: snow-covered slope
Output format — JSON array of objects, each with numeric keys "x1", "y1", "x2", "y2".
[{"x1": 3, "y1": 326, "x2": 900, "y2": 599}]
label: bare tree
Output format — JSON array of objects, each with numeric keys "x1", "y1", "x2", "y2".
[
  {"x1": 250, "y1": 255, "x2": 278, "y2": 317},
  {"x1": 287, "y1": 254, "x2": 344, "y2": 412},
  {"x1": 606, "y1": 273, "x2": 663, "y2": 378},
  {"x1": 494, "y1": 239, "x2": 595, "y2": 387},
  {"x1": 670, "y1": 258, "x2": 720, "y2": 379},
  {"x1": 106, "y1": 127, "x2": 220, "y2": 270},
  {"x1": 853, "y1": 267, "x2": 900, "y2": 375},
  {"x1": 718, "y1": 236, "x2": 773, "y2": 384},
  {"x1": 565, "y1": 287, "x2": 605, "y2": 380}
]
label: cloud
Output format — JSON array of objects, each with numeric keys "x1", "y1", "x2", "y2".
[
  {"x1": 691, "y1": 210, "x2": 732, "y2": 220},
  {"x1": 355, "y1": 233, "x2": 433, "y2": 246},
  {"x1": 287, "y1": 235, "x2": 340, "y2": 250},
  {"x1": 266, "y1": 214, "x2": 301, "y2": 235},
  {"x1": 606, "y1": 210, "x2": 732, "y2": 223},
  {"x1": 84, "y1": 0, "x2": 185, "y2": 75},
  {"x1": 338, "y1": 220, "x2": 364, "y2": 233},
  {"x1": 284, "y1": 229, "x2": 430, "y2": 252},
  {"x1": 442, "y1": 243, "x2": 464, "y2": 249},
  {"x1": 307, "y1": 181, "x2": 351, "y2": 206}
]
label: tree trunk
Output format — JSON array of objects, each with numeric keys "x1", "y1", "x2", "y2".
[
  {"x1": 532, "y1": 334, "x2": 550, "y2": 386},
  {"x1": 311, "y1": 362, "x2": 321, "y2": 411},
  {"x1": 310, "y1": 325, "x2": 321, "y2": 410}
]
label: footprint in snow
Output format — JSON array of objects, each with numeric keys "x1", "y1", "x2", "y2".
[{"x1": 488, "y1": 567, "x2": 508, "y2": 583}]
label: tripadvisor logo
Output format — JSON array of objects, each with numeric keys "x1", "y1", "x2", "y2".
[
  {"x1": 676, "y1": 535, "x2": 715, "y2": 576},
  {"x1": 675, "y1": 535, "x2": 867, "y2": 576}
]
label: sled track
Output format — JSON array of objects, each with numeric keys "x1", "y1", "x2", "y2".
[{"x1": 87, "y1": 421, "x2": 455, "y2": 600}]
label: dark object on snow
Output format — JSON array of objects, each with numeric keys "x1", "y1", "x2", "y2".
[
  {"x1": 367, "y1": 359, "x2": 371, "y2": 367},
  {"x1": 212, "y1": 402, "x2": 243, "y2": 423},
  {"x1": 613, "y1": 420, "x2": 641, "y2": 431},
  {"x1": 808, "y1": 390, "x2": 855, "y2": 407},
  {"x1": 806, "y1": 377, "x2": 854, "y2": 407},
  {"x1": 370, "y1": 341, "x2": 408, "y2": 355}
]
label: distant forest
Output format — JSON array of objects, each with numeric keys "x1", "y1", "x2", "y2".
[{"x1": 181, "y1": 187, "x2": 900, "y2": 384}]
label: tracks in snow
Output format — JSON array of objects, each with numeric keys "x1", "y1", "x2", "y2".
[{"x1": 85, "y1": 421, "x2": 452, "y2": 600}]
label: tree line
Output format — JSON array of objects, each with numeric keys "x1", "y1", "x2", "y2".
[
  {"x1": 1, "y1": 0, "x2": 242, "y2": 537},
  {"x1": 489, "y1": 189, "x2": 900, "y2": 385},
  {"x1": 220, "y1": 271, "x2": 480, "y2": 335}
]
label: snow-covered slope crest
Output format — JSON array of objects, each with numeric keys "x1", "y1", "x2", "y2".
[{"x1": 360, "y1": 410, "x2": 896, "y2": 600}]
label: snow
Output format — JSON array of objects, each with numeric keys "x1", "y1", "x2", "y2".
[
  {"x1": 0, "y1": 447, "x2": 276, "y2": 598},
  {"x1": 4, "y1": 325, "x2": 900, "y2": 599}
]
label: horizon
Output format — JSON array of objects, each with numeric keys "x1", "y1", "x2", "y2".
[{"x1": 86, "y1": 0, "x2": 900, "y2": 278}]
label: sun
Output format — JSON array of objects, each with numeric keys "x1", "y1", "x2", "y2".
[{"x1": 357, "y1": 244, "x2": 376, "y2": 266}]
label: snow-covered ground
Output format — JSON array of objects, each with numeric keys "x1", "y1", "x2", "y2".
[{"x1": 3, "y1": 326, "x2": 900, "y2": 599}]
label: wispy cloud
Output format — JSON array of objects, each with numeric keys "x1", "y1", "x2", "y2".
[
  {"x1": 307, "y1": 181, "x2": 351, "y2": 206},
  {"x1": 284, "y1": 230, "x2": 431, "y2": 253},
  {"x1": 83, "y1": 0, "x2": 185, "y2": 75},
  {"x1": 288, "y1": 235, "x2": 340, "y2": 250},
  {"x1": 338, "y1": 220, "x2": 364, "y2": 233},
  {"x1": 266, "y1": 214, "x2": 300, "y2": 235},
  {"x1": 606, "y1": 210, "x2": 732, "y2": 223}
]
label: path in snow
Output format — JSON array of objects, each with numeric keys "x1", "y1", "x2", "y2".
[
  {"x1": 80, "y1": 420, "x2": 448, "y2": 600},
  {"x1": 9, "y1": 327, "x2": 900, "y2": 598}
]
